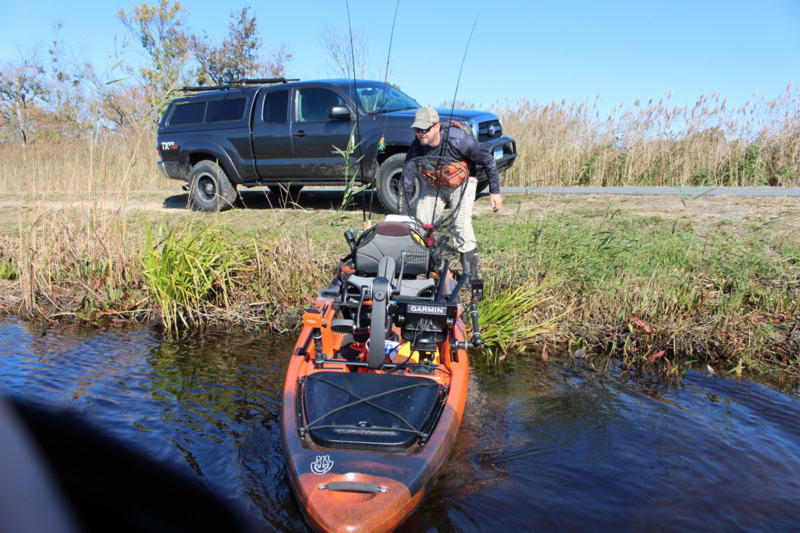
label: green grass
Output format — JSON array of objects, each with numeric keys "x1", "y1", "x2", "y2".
[
  {"x1": 1, "y1": 196, "x2": 798, "y2": 380},
  {"x1": 143, "y1": 221, "x2": 245, "y2": 331},
  {"x1": 475, "y1": 201, "x2": 799, "y2": 375}
]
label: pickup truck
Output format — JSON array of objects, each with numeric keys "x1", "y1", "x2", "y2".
[{"x1": 156, "y1": 78, "x2": 517, "y2": 213}]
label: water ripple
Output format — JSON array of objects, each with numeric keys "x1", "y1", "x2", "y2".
[{"x1": 3, "y1": 318, "x2": 800, "y2": 532}]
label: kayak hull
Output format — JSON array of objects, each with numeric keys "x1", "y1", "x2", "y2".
[{"x1": 281, "y1": 282, "x2": 469, "y2": 533}]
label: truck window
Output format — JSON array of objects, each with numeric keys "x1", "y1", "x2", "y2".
[
  {"x1": 355, "y1": 83, "x2": 419, "y2": 114},
  {"x1": 297, "y1": 89, "x2": 346, "y2": 122},
  {"x1": 169, "y1": 102, "x2": 206, "y2": 126},
  {"x1": 206, "y1": 97, "x2": 247, "y2": 123},
  {"x1": 263, "y1": 90, "x2": 288, "y2": 123}
]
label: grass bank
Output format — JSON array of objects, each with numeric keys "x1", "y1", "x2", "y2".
[{"x1": 0, "y1": 191, "x2": 797, "y2": 385}]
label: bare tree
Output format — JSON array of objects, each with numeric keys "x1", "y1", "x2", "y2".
[
  {"x1": 44, "y1": 23, "x2": 91, "y2": 139},
  {"x1": 190, "y1": 6, "x2": 292, "y2": 85},
  {"x1": 318, "y1": 25, "x2": 395, "y2": 81},
  {"x1": 0, "y1": 50, "x2": 47, "y2": 145},
  {"x1": 117, "y1": 0, "x2": 191, "y2": 113}
]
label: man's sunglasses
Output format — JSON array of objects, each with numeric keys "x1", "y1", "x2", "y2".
[{"x1": 413, "y1": 124, "x2": 436, "y2": 134}]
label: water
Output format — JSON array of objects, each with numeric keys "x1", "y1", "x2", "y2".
[{"x1": 1, "y1": 317, "x2": 798, "y2": 532}]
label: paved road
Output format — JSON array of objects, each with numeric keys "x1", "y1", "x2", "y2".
[{"x1": 499, "y1": 186, "x2": 800, "y2": 197}]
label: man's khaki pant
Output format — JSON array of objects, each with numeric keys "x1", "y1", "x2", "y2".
[{"x1": 414, "y1": 176, "x2": 477, "y2": 253}]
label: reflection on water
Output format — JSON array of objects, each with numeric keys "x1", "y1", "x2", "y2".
[{"x1": 1, "y1": 317, "x2": 799, "y2": 532}]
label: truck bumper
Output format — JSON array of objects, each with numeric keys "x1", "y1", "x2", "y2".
[
  {"x1": 157, "y1": 161, "x2": 187, "y2": 181},
  {"x1": 478, "y1": 135, "x2": 517, "y2": 178}
]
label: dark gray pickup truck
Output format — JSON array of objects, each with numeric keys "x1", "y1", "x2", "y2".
[{"x1": 156, "y1": 78, "x2": 517, "y2": 212}]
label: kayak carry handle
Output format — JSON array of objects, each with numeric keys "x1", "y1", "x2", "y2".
[{"x1": 319, "y1": 481, "x2": 388, "y2": 493}]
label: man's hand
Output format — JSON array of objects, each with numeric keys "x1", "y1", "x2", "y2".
[{"x1": 490, "y1": 193, "x2": 503, "y2": 212}]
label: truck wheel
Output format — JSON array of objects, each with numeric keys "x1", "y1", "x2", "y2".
[
  {"x1": 188, "y1": 160, "x2": 237, "y2": 212},
  {"x1": 376, "y1": 153, "x2": 422, "y2": 214}
]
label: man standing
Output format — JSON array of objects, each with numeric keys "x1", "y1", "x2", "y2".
[{"x1": 400, "y1": 106, "x2": 502, "y2": 277}]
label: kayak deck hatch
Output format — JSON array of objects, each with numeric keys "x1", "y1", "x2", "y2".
[{"x1": 299, "y1": 371, "x2": 447, "y2": 451}]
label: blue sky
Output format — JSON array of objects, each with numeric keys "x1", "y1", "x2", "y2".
[{"x1": 2, "y1": 0, "x2": 798, "y2": 118}]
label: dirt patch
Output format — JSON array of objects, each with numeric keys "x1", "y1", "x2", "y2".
[
  {"x1": 1, "y1": 189, "x2": 798, "y2": 236},
  {"x1": 475, "y1": 192, "x2": 800, "y2": 237}
]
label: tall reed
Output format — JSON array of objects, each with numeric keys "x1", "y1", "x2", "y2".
[
  {"x1": 492, "y1": 84, "x2": 800, "y2": 188},
  {"x1": 2, "y1": 88, "x2": 797, "y2": 198},
  {"x1": 13, "y1": 204, "x2": 147, "y2": 321},
  {"x1": 0, "y1": 130, "x2": 164, "y2": 195}
]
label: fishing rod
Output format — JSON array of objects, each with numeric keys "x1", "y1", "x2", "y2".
[
  {"x1": 442, "y1": 13, "x2": 479, "y2": 153},
  {"x1": 377, "y1": 0, "x2": 401, "y2": 150},
  {"x1": 344, "y1": 0, "x2": 369, "y2": 229},
  {"x1": 366, "y1": 0, "x2": 401, "y2": 228},
  {"x1": 424, "y1": 14, "x2": 480, "y2": 234}
]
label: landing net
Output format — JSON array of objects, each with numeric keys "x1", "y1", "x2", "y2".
[{"x1": 399, "y1": 154, "x2": 472, "y2": 272}]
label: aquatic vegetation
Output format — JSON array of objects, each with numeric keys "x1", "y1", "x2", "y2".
[
  {"x1": 143, "y1": 221, "x2": 244, "y2": 331},
  {"x1": 475, "y1": 279, "x2": 563, "y2": 351},
  {"x1": 334, "y1": 128, "x2": 369, "y2": 212},
  {"x1": 0, "y1": 256, "x2": 17, "y2": 281}
]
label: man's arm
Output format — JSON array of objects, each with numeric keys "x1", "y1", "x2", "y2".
[{"x1": 459, "y1": 132, "x2": 503, "y2": 211}]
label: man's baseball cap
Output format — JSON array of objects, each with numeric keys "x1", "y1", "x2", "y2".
[{"x1": 411, "y1": 107, "x2": 439, "y2": 130}]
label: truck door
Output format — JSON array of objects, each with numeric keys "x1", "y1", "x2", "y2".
[
  {"x1": 252, "y1": 88, "x2": 295, "y2": 179},
  {"x1": 290, "y1": 87, "x2": 355, "y2": 180}
]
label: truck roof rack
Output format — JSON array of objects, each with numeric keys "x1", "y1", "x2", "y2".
[{"x1": 180, "y1": 77, "x2": 300, "y2": 92}]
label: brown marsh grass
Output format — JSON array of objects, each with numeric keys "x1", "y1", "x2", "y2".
[
  {"x1": 1, "y1": 85, "x2": 798, "y2": 197},
  {"x1": 0, "y1": 131, "x2": 163, "y2": 196},
  {"x1": 492, "y1": 84, "x2": 800, "y2": 188},
  {"x1": 0, "y1": 87, "x2": 797, "y2": 380}
]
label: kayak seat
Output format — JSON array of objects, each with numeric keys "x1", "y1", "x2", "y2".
[
  {"x1": 344, "y1": 275, "x2": 436, "y2": 302},
  {"x1": 302, "y1": 371, "x2": 443, "y2": 451},
  {"x1": 343, "y1": 255, "x2": 437, "y2": 304},
  {"x1": 354, "y1": 222, "x2": 430, "y2": 278}
]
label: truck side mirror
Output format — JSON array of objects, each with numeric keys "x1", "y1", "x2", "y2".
[{"x1": 328, "y1": 106, "x2": 352, "y2": 120}]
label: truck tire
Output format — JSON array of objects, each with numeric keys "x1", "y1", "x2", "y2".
[
  {"x1": 475, "y1": 179, "x2": 490, "y2": 197},
  {"x1": 375, "y1": 153, "x2": 423, "y2": 214},
  {"x1": 188, "y1": 160, "x2": 237, "y2": 212}
]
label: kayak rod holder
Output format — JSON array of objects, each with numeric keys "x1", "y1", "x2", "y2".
[
  {"x1": 302, "y1": 308, "x2": 327, "y2": 366},
  {"x1": 434, "y1": 260, "x2": 450, "y2": 302}
]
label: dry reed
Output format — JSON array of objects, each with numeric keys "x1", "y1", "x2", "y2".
[
  {"x1": 1, "y1": 87, "x2": 798, "y2": 197},
  {"x1": 492, "y1": 84, "x2": 800, "y2": 188}
]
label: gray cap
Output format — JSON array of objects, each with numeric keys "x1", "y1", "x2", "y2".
[{"x1": 411, "y1": 107, "x2": 439, "y2": 130}]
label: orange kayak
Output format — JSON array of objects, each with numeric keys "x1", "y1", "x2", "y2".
[{"x1": 280, "y1": 220, "x2": 480, "y2": 532}]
